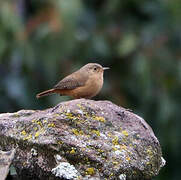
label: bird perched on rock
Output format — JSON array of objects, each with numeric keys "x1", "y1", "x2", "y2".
[{"x1": 36, "y1": 63, "x2": 109, "y2": 99}]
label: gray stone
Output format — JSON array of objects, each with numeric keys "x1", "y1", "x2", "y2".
[
  {"x1": 0, "y1": 149, "x2": 16, "y2": 180},
  {"x1": 0, "y1": 99, "x2": 165, "y2": 179}
]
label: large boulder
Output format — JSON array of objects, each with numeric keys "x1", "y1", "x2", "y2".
[{"x1": 0, "y1": 99, "x2": 165, "y2": 180}]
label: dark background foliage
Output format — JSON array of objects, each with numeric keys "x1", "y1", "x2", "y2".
[{"x1": 1, "y1": 0, "x2": 181, "y2": 179}]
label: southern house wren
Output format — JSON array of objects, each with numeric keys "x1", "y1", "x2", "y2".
[{"x1": 36, "y1": 63, "x2": 109, "y2": 99}]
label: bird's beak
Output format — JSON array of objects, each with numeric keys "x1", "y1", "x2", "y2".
[{"x1": 103, "y1": 67, "x2": 110, "y2": 70}]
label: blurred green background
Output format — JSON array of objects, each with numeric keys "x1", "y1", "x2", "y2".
[{"x1": 0, "y1": 0, "x2": 181, "y2": 179}]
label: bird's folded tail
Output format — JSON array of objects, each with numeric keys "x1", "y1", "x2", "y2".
[{"x1": 36, "y1": 89, "x2": 56, "y2": 98}]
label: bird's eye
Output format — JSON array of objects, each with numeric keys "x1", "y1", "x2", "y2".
[{"x1": 94, "y1": 67, "x2": 97, "y2": 71}]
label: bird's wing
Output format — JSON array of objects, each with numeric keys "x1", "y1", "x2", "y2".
[{"x1": 53, "y1": 74, "x2": 86, "y2": 90}]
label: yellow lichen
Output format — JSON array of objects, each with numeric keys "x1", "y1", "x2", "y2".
[
  {"x1": 112, "y1": 136, "x2": 119, "y2": 145},
  {"x1": 34, "y1": 127, "x2": 38, "y2": 131},
  {"x1": 84, "y1": 112, "x2": 90, "y2": 118},
  {"x1": 70, "y1": 148, "x2": 76, "y2": 154},
  {"x1": 21, "y1": 130, "x2": 26, "y2": 135},
  {"x1": 84, "y1": 157, "x2": 89, "y2": 162},
  {"x1": 97, "y1": 149, "x2": 104, "y2": 153},
  {"x1": 93, "y1": 116, "x2": 106, "y2": 123},
  {"x1": 65, "y1": 112, "x2": 75, "y2": 119},
  {"x1": 112, "y1": 146, "x2": 118, "y2": 151},
  {"x1": 36, "y1": 121, "x2": 42, "y2": 127},
  {"x1": 122, "y1": 130, "x2": 129, "y2": 136},
  {"x1": 91, "y1": 130, "x2": 100, "y2": 136},
  {"x1": 77, "y1": 103, "x2": 83, "y2": 109},
  {"x1": 43, "y1": 120, "x2": 47, "y2": 123},
  {"x1": 57, "y1": 141, "x2": 63, "y2": 145},
  {"x1": 72, "y1": 128, "x2": 83, "y2": 136},
  {"x1": 146, "y1": 148, "x2": 153, "y2": 156},
  {"x1": 126, "y1": 156, "x2": 131, "y2": 161},
  {"x1": 72, "y1": 129, "x2": 79, "y2": 135},
  {"x1": 35, "y1": 131, "x2": 40, "y2": 138},
  {"x1": 113, "y1": 161, "x2": 118, "y2": 165},
  {"x1": 48, "y1": 123, "x2": 55, "y2": 127},
  {"x1": 23, "y1": 134, "x2": 32, "y2": 140},
  {"x1": 79, "y1": 130, "x2": 84, "y2": 135},
  {"x1": 85, "y1": 167, "x2": 95, "y2": 175}
]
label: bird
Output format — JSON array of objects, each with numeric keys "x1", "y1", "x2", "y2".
[{"x1": 36, "y1": 63, "x2": 109, "y2": 99}]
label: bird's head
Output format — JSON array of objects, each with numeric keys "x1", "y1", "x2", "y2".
[{"x1": 82, "y1": 63, "x2": 109, "y2": 76}]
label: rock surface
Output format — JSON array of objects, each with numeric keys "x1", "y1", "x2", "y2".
[
  {"x1": 0, "y1": 149, "x2": 15, "y2": 180},
  {"x1": 0, "y1": 99, "x2": 165, "y2": 180}
]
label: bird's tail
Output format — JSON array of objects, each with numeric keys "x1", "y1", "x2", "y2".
[{"x1": 36, "y1": 89, "x2": 56, "y2": 98}]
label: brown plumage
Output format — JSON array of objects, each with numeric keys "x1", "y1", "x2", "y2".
[{"x1": 36, "y1": 63, "x2": 109, "y2": 99}]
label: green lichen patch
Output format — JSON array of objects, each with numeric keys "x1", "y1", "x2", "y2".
[{"x1": 14, "y1": 116, "x2": 58, "y2": 142}]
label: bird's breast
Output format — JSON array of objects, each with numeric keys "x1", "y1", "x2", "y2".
[{"x1": 71, "y1": 74, "x2": 103, "y2": 98}]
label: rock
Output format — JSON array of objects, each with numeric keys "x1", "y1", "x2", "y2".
[
  {"x1": 0, "y1": 99, "x2": 165, "y2": 180},
  {"x1": 0, "y1": 149, "x2": 16, "y2": 180}
]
